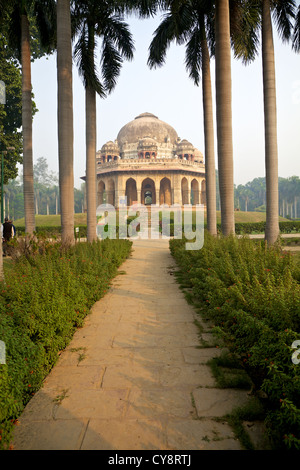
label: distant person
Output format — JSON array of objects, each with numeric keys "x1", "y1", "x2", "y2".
[
  {"x1": 2, "y1": 217, "x2": 13, "y2": 256},
  {"x1": 3, "y1": 217, "x2": 13, "y2": 242}
]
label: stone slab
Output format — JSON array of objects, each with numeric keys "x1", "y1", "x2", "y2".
[{"x1": 193, "y1": 388, "x2": 251, "y2": 418}]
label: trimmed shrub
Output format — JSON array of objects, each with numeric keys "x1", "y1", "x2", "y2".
[
  {"x1": 170, "y1": 233, "x2": 300, "y2": 449},
  {"x1": 0, "y1": 237, "x2": 132, "y2": 449}
]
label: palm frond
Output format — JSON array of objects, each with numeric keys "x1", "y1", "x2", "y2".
[
  {"x1": 292, "y1": 4, "x2": 300, "y2": 51},
  {"x1": 205, "y1": 9, "x2": 216, "y2": 58},
  {"x1": 147, "y1": 4, "x2": 193, "y2": 70},
  {"x1": 101, "y1": 15, "x2": 135, "y2": 61},
  {"x1": 231, "y1": 0, "x2": 260, "y2": 65},
  {"x1": 7, "y1": 2, "x2": 22, "y2": 60},
  {"x1": 271, "y1": 0, "x2": 296, "y2": 42},
  {"x1": 32, "y1": 0, "x2": 57, "y2": 51},
  {"x1": 74, "y1": 24, "x2": 105, "y2": 97},
  {"x1": 148, "y1": 13, "x2": 177, "y2": 69},
  {"x1": 118, "y1": 0, "x2": 160, "y2": 18},
  {"x1": 185, "y1": 27, "x2": 202, "y2": 86},
  {"x1": 100, "y1": 36, "x2": 123, "y2": 94}
]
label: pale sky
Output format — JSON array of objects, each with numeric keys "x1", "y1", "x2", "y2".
[{"x1": 29, "y1": 10, "x2": 300, "y2": 189}]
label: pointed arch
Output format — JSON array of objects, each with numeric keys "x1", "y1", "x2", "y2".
[
  {"x1": 125, "y1": 178, "x2": 137, "y2": 206},
  {"x1": 160, "y1": 177, "x2": 172, "y2": 205}
]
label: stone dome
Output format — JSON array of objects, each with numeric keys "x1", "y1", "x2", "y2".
[
  {"x1": 194, "y1": 148, "x2": 204, "y2": 161},
  {"x1": 117, "y1": 112, "x2": 179, "y2": 146},
  {"x1": 101, "y1": 141, "x2": 119, "y2": 154},
  {"x1": 137, "y1": 136, "x2": 158, "y2": 150},
  {"x1": 177, "y1": 139, "x2": 194, "y2": 153}
]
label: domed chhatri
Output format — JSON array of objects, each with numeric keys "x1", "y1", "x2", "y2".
[{"x1": 84, "y1": 112, "x2": 206, "y2": 208}]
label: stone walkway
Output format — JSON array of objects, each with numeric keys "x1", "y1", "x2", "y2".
[{"x1": 13, "y1": 239, "x2": 258, "y2": 450}]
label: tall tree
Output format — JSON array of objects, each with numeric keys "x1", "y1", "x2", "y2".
[
  {"x1": 57, "y1": 0, "x2": 74, "y2": 245},
  {"x1": 234, "y1": 0, "x2": 296, "y2": 243},
  {"x1": 72, "y1": 0, "x2": 134, "y2": 242},
  {"x1": 148, "y1": 0, "x2": 217, "y2": 236},
  {"x1": 1, "y1": 0, "x2": 56, "y2": 235},
  {"x1": 214, "y1": 0, "x2": 235, "y2": 236}
]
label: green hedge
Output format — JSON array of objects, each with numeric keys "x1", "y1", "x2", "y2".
[
  {"x1": 169, "y1": 233, "x2": 300, "y2": 450},
  {"x1": 14, "y1": 221, "x2": 300, "y2": 239},
  {"x1": 161, "y1": 220, "x2": 300, "y2": 237},
  {"x1": 0, "y1": 238, "x2": 132, "y2": 449}
]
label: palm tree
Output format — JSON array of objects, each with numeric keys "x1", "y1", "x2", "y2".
[
  {"x1": 235, "y1": 0, "x2": 296, "y2": 243},
  {"x1": 57, "y1": 0, "x2": 75, "y2": 245},
  {"x1": 214, "y1": 0, "x2": 236, "y2": 236},
  {"x1": 148, "y1": 0, "x2": 217, "y2": 236},
  {"x1": 72, "y1": 0, "x2": 134, "y2": 242},
  {"x1": 1, "y1": 0, "x2": 56, "y2": 236}
]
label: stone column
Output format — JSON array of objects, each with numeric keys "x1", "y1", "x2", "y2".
[
  {"x1": 115, "y1": 176, "x2": 125, "y2": 209},
  {"x1": 155, "y1": 187, "x2": 160, "y2": 206},
  {"x1": 187, "y1": 187, "x2": 191, "y2": 205},
  {"x1": 173, "y1": 175, "x2": 182, "y2": 206}
]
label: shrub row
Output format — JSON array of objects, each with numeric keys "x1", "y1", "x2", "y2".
[
  {"x1": 162, "y1": 220, "x2": 300, "y2": 236},
  {"x1": 14, "y1": 220, "x2": 300, "y2": 239},
  {"x1": 0, "y1": 237, "x2": 132, "y2": 449},
  {"x1": 169, "y1": 233, "x2": 300, "y2": 449}
]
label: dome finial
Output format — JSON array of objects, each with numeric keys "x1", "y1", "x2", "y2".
[{"x1": 135, "y1": 112, "x2": 158, "y2": 120}]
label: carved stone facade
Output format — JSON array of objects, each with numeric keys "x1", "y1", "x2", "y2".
[{"x1": 83, "y1": 112, "x2": 206, "y2": 208}]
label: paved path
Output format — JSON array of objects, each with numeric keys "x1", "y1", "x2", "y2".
[{"x1": 12, "y1": 239, "x2": 262, "y2": 450}]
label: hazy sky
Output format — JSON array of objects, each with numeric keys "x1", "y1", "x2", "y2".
[{"x1": 29, "y1": 10, "x2": 300, "y2": 189}]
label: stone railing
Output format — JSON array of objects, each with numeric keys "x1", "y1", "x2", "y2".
[{"x1": 96, "y1": 157, "x2": 205, "y2": 171}]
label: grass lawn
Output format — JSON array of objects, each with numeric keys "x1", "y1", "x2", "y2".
[
  {"x1": 13, "y1": 213, "x2": 87, "y2": 227},
  {"x1": 13, "y1": 211, "x2": 291, "y2": 227}
]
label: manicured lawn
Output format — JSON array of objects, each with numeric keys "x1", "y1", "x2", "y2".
[
  {"x1": 13, "y1": 213, "x2": 87, "y2": 227},
  {"x1": 13, "y1": 211, "x2": 290, "y2": 228}
]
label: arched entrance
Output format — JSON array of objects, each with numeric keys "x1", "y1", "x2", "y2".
[
  {"x1": 181, "y1": 177, "x2": 189, "y2": 205},
  {"x1": 125, "y1": 178, "x2": 137, "y2": 206},
  {"x1": 160, "y1": 177, "x2": 172, "y2": 205},
  {"x1": 142, "y1": 178, "x2": 156, "y2": 205},
  {"x1": 98, "y1": 180, "x2": 105, "y2": 205},
  {"x1": 107, "y1": 178, "x2": 115, "y2": 206},
  {"x1": 191, "y1": 179, "x2": 200, "y2": 205}
]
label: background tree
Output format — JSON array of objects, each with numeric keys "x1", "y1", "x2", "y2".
[
  {"x1": 33, "y1": 156, "x2": 58, "y2": 214},
  {"x1": 0, "y1": 33, "x2": 32, "y2": 183}
]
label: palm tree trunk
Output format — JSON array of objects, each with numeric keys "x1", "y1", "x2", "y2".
[
  {"x1": 215, "y1": 0, "x2": 235, "y2": 236},
  {"x1": 21, "y1": 14, "x2": 35, "y2": 235},
  {"x1": 0, "y1": 237, "x2": 4, "y2": 282},
  {"x1": 57, "y1": 0, "x2": 74, "y2": 245},
  {"x1": 201, "y1": 33, "x2": 217, "y2": 236},
  {"x1": 262, "y1": 0, "x2": 279, "y2": 244},
  {"x1": 86, "y1": 84, "x2": 97, "y2": 242}
]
